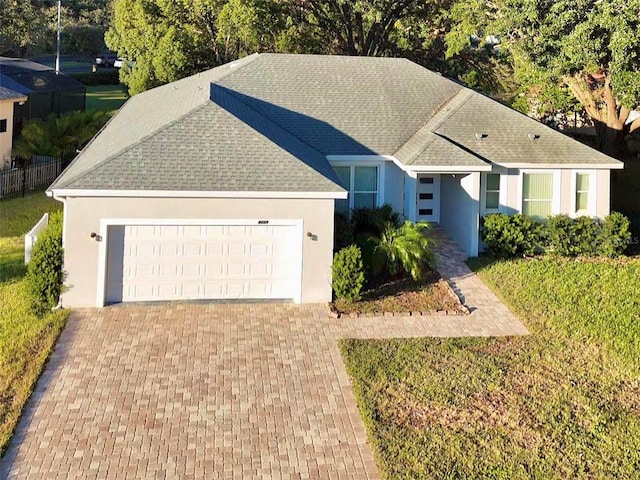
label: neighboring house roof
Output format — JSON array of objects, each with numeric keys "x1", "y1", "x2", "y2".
[
  {"x1": 0, "y1": 85, "x2": 26, "y2": 101},
  {"x1": 0, "y1": 57, "x2": 85, "y2": 95},
  {"x1": 50, "y1": 53, "x2": 622, "y2": 195}
]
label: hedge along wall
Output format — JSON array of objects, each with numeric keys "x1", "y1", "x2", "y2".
[
  {"x1": 70, "y1": 70, "x2": 120, "y2": 86},
  {"x1": 482, "y1": 212, "x2": 631, "y2": 258},
  {"x1": 25, "y1": 211, "x2": 64, "y2": 315}
]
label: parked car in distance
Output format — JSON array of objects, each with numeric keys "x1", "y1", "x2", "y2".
[
  {"x1": 95, "y1": 52, "x2": 117, "y2": 68},
  {"x1": 113, "y1": 58, "x2": 135, "y2": 69}
]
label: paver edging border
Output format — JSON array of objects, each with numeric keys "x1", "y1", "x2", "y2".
[
  {"x1": 328, "y1": 279, "x2": 471, "y2": 319},
  {"x1": 327, "y1": 307, "x2": 468, "y2": 319}
]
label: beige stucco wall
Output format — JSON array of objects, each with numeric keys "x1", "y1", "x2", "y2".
[
  {"x1": 59, "y1": 196, "x2": 336, "y2": 307},
  {"x1": 0, "y1": 100, "x2": 16, "y2": 170},
  {"x1": 595, "y1": 170, "x2": 611, "y2": 218},
  {"x1": 500, "y1": 167, "x2": 612, "y2": 218}
]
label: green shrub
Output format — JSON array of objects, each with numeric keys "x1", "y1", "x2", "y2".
[
  {"x1": 369, "y1": 221, "x2": 435, "y2": 282},
  {"x1": 332, "y1": 245, "x2": 366, "y2": 301},
  {"x1": 334, "y1": 213, "x2": 354, "y2": 252},
  {"x1": 25, "y1": 212, "x2": 64, "y2": 315},
  {"x1": 352, "y1": 204, "x2": 401, "y2": 238},
  {"x1": 548, "y1": 214, "x2": 600, "y2": 257},
  {"x1": 482, "y1": 213, "x2": 546, "y2": 258},
  {"x1": 71, "y1": 70, "x2": 120, "y2": 86},
  {"x1": 598, "y1": 212, "x2": 632, "y2": 258}
]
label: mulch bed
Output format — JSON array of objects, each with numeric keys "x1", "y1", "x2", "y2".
[{"x1": 330, "y1": 270, "x2": 468, "y2": 318}]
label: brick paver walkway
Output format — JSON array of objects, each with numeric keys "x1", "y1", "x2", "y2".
[{"x1": 2, "y1": 234, "x2": 526, "y2": 479}]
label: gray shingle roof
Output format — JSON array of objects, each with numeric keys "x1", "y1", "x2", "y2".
[
  {"x1": 394, "y1": 100, "x2": 491, "y2": 169},
  {"x1": 0, "y1": 85, "x2": 25, "y2": 100},
  {"x1": 434, "y1": 92, "x2": 621, "y2": 167},
  {"x1": 217, "y1": 54, "x2": 462, "y2": 155},
  {"x1": 50, "y1": 54, "x2": 262, "y2": 190},
  {"x1": 58, "y1": 97, "x2": 343, "y2": 193},
  {"x1": 51, "y1": 53, "x2": 622, "y2": 194}
]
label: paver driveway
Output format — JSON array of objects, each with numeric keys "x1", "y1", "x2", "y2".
[
  {"x1": 2, "y1": 234, "x2": 527, "y2": 479},
  {"x1": 2, "y1": 301, "x2": 526, "y2": 479}
]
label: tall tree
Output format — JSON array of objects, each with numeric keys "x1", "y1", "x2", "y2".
[
  {"x1": 284, "y1": 0, "x2": 444, "y2": 56},
  {"x1": 447, "y1": 0, "x2": 640, "y2": 158},
  {"x1": 106, "y1": 0, "x2": 292, "y2": 94},
  {"x1": 0, "y1": 0, "x2": 54, "y2": 56}
]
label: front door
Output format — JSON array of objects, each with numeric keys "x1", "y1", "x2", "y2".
[{"x1": 416, "y1": 174, "x2": 440, "y2": 223}]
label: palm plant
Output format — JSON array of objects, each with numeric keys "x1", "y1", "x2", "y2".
[
  {"x1": 13, "y1": 110, "x2": 109, "y2": 163},
  {"x1": 369, "y1": 221, "x2": 436, "y2": 282}
]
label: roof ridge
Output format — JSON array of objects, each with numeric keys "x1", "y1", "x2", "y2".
[
  {"x1": 393, "y1": 89, "x2": 472, "y2": 164},
  {"x1": 52, "y1": 103, "x2": 213, "y2": 190},
  {"x1": 424, "y1": 88, "x2": 474, "y2": 132},
  {"x1": 211, "y1": 84, "x2": 335, "y2": 165},
  {"x1": 210, "y1": 85, "x2": 343, "y2": 188}
]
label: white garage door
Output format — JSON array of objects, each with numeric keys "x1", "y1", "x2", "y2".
[{"x1": 109, "y1": 223, "x2": 301, "y2": 303}]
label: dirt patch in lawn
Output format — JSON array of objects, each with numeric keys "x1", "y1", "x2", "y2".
[{"x1": 332, "y1": 271, "x2": 465, "y2": 315}]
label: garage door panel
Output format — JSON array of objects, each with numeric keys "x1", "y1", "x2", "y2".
[{"x1": 116, "y1": 223, "x2": 300, "y2": 302}]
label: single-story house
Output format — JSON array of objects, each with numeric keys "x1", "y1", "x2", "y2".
[
  {"x1": 0, "y1": 57, "x2": 86, "y2": 133},
  {"x1": 0, "y1": 86, "x2": 27, "y2": 169},
  {"x1": 47, "y1": 53, "x2": 623, "y2": 307}
]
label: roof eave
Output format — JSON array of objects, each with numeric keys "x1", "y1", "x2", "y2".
[
  {"x1": 491, "y1": 161, "x2": 624, "y2": 170},
  {"x1": 405, "y1": 164, "x2": 492, "y2": 172},
  {"x1": 47, "y1": 188, "x2": 347, "y2": 200}
]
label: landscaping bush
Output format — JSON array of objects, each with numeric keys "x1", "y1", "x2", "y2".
[
  {"x1": 352, "y1": 204, "x2": 401, "y2": 238},
  {"x1": 71, "y1": 70, "x2": 120, "y2": 86},
  {"x1": 332, "y1": 245, "x2": 365, "y2": 301},
  {"x1": 482, "y1": 213, "x2": 546, "y2": 257},
  {"x1": 598, "y1": 211, "x2": 632, "y2": 258},
  {"x1": 25, "y1": 212, "x2": 64, "y2": 315},
  {"x1": 333, "y1": 213, "x2": 354, "y2": 252},
  {"x1": 369, "y1": 221, "x2": 435, "y2": 282},
  {"x1": 548, "y1": 214, "x2": 600, "y2": 256}
]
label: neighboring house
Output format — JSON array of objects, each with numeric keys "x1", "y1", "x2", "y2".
[
  {"x1": 0, "y1": 57, "x2": 85, "y2": 133},
  {"x1": 47, "y1": 53, "x2": 623, "y2": 308},
  {"x1": 0, "y1": 86, "x2": 27, "y2": 169}
]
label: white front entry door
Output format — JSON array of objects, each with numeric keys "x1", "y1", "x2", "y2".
[
  {"x1": 109, "y1": 223, "x2": 301, "y2": 303},
  {"x1": 416, "y1": 174, "x2": 440, "y2": 223}
]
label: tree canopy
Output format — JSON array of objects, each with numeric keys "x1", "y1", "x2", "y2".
[
  {"x1": 106, "y1": 0, "x2": 466, "y2": 94},
  {"x1": 0, "y1": 0, "x2": 112, "y2": 56},
  {"x1": 447, "y1": 0, "x2": 640, "y2": 157}
]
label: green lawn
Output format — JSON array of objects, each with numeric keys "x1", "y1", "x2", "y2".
[
  {"x1": 86, "y1": 84, "x2": 128, "y2": 112},
  {"x1": 0, "y1": 191, "x2": 68, "y2": 455},
  {"x1": 341, "y1": 256, "x2": 640, "y2": 479}
]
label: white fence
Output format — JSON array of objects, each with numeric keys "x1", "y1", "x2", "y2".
[
  {"x1": 24, "y1": 213, "x2": 49, "y2": 264},
  {"x1": 0, "y1": 157, "x2": 61, "y2": 199}
]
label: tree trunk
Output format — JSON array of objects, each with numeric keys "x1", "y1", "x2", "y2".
[
  {"x1": 594, "y1": 121, "x2": 628, "y2": 159},
  {"x1": 565, "y1": 74, "x2": 639, "y2": 159}
]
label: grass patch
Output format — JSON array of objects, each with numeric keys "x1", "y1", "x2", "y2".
[
  {"x1": 0, "y1": 191, "x2": 62, "y2": 239},
  {"x1": 86, "y1": 84, "x2": 128, "y2": 112},
  {"x1": 0, "y1": 193, "x2": 68, "y2": 455},
  {"x1": 333, "y1": 272, "x2": 462, "y2": 314},
  {"x1": 341, "y1": 256, "x2": 640, "y2": 479},
  {"x1": 469, "y1": 256, "x2": 640, "y2": 366}
]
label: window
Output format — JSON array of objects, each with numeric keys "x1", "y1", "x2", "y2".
[
  {"x1": 0, "y1": 119, "x2": 7, "y2": 133},
  {"x1": 522, "y1": 173, "x2": 553, "y2": 219},
  {"x1": 575, "y1": 173, "x2": 589, "y2": 214},
  {"x1": 333, "y1": 165, "x2": 378, "y2": 215},
  {"x1": 485, "y1": 173, "x2": 500, "y2": 210}
]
